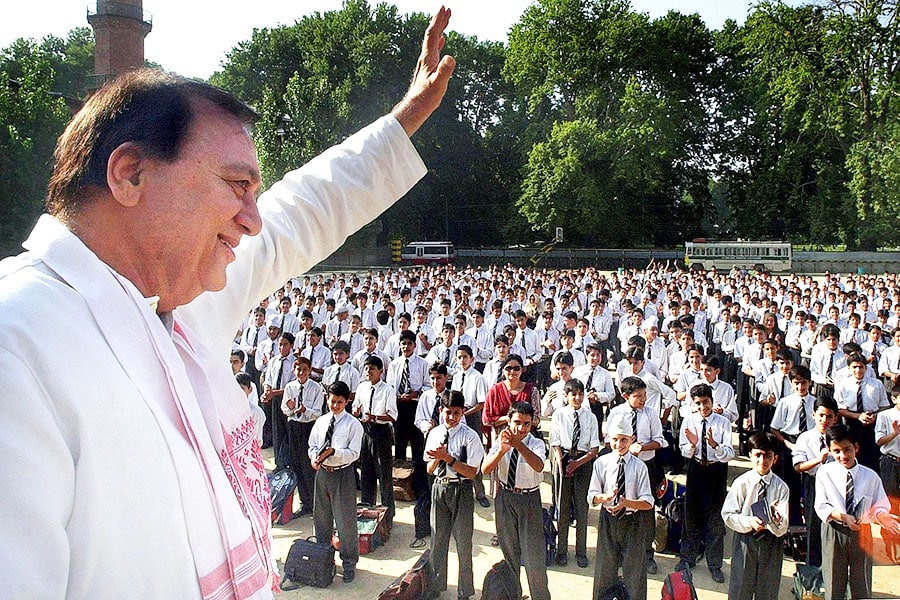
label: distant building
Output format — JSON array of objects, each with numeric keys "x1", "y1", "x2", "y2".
[{"x1": 87, "y1": 0, "x2": 152, "y2": 88}]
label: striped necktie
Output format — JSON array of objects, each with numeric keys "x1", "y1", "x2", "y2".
[{"x1": 507, "y1": 449, "x2": 519, "y2": 489}]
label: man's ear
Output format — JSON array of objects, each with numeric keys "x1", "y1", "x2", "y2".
[{"x1": 106, "y1": 142, "x2": 147, "y2": 208}]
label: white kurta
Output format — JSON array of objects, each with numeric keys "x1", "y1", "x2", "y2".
[{"x1": 0, "y1": 115, "x2": 426, "y2": 599}]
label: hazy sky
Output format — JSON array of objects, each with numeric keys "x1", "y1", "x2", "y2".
[{"x1": 3, "y1": 1, "x2": 760, "y2": 79}]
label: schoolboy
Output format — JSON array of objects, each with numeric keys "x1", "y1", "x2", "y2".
[
  {"x1": 282, "y1": 357, "x2": 325, "y2": 516},
  {"x1": 588, "y1": 416, "x2": 654, "y2": 600},
  {"x1": 572, "y1": 342, "x2": 617, "y2": 431},
  {"x1": 815, "y1": 424, "x2": 898, "y2": 600},
  {"x1": 810, "y1": 323, "x2": 845, "y2": 401},
  {"x1": 309, "y1": 381, "x2": 363, "y2": 583},
  {"x1": 262, "y1": 331, "x2": 295, "y2": 468},
  {"x1": 453, "y1": 345, "x2": 490, "y2": 507},
  {"x1": 352, "y1": 355, "x2": 398, "y2": 524},
  {"x1": 607, "y1": 376, "x2": 666, "y2": 574},
  {"x1": 424, "y1": 390, "x2": 485, "y2": 600},
  {"x1": 874, "y1": 391, "x2": 900, "y2": 563},
  {"x1": 792, "y1": 396, "x2": 839, "y2": 566},
  {"x1": 721, "y1": 432, "x2": 790, "y2": 600},
  {"x1": 676, "y1": 383, "x2": 735, "y2": 583},
  {"x1": 550, "y1": 379, "x2": 600, "y2": 568},
  {"x1": 835, "y1": 352, "x2": 890, "y2": 470},
  {"x1": 700, "y1": 355, "x2": 739, "y2": 423},
  {"x1": 322, "y1": 340, "x2": 360, "y2": 399},
  {"x1": 482, "y1": 402, "x2": 550, "y2": 600}
]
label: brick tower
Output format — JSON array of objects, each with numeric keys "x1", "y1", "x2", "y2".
[{"x1": 87, "y1": 0, "x2": 152, "y2": 87}]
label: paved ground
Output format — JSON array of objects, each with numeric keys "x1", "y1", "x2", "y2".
[{"x1": 263, "y1": 442, "x2": 900, "y2": 599}]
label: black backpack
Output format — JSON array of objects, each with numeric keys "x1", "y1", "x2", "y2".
[
  {"x1": 481, "y1": 560, "x2": 518, "y2": 600},
  {"x1": 542, "y1": 507, "x2": 557, "y2": 566}
]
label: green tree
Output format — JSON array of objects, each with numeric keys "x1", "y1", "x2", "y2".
[
  {"x1": 506, "y1": 0, "x2": 716, "y2": 246},
  {"x1": 213, "y1": 0, "x2": 518, "y2": 247},
  {"x1": 0, "y1": 30, "x2": 93, "y2": 257}
]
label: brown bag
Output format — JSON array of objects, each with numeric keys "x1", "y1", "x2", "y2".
[
  {"x1": 377, "y1": 549, "x2": 434, "y2": 599},
  {"x1": 392, "y1": 459, "x2": 417, "y2": 502}
]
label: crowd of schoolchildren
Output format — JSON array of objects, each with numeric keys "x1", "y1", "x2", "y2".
[{"x1": 230, "y1": 262, "x2": 900, "y2": 600}]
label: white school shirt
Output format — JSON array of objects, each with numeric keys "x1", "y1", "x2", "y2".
[
  {"x1": 834, "y1": 377, "x2": 890, "y2": 414},
  {"x1": 759, "y1": 371, "x2": 794, "y2": 404},
  {"x1": 587, "y1": 452, "x2": 653, "y2": 514},
  {"x1": 425, "y1": 422, "x2": 485, "y2": 478},
  {"x1": 352, "y1": 380, "x2": 398, "y2": 421},
  {"x1": 465, "y1": 325, "x2": 495, "y2": 363},
  {"x1": 550, "y1": 405, "x2": 601, "y2": 453},
  {"x1": 281, "y1": 379, "x2": 325, "y2": 423},
  {"x1": 321, "y1": 362, "x2": 361, "y2": 393},
  {"x1": 875, "y1": 407, "x2": 900, "y2": 458},
  {"x1": 678, "y1": 412, "x2": 735, "y2": 463},
  {"x1": 307, "y1": 411, "x2": 363, "y2": 468},
  {"x1": 606, "y1": 403, "x2": 667, "y2": 461},
  {"x1": 541, "y1": 379, "x2": 569, "y2": 417},
  {"x1": 878, "y1": 344, "x2": 900, "y2": 377},
  {"x1": 770, "y1": 393, "x2": 816, "y2": 436},
  {"x1": 414, "y1": 388, "x2": 447, "y2": 435},
  {"x1": 353, "y1": 348, "x2": 391, "y2": 376},
  {"x1": 721, "y1": 470, "x2": 790, "y2": 537},
  {"x1": 488, "y1": 433, "x2": 546, "y2": 489},
  {"x1": 810, "y1": 344, "x2": 846, "y2": 385},
  {"x1": 452, "y1": 366, "x2": 488, "y2": 409},
  {"x1": 386, "y1": 354, "x2": 431, "y2": 395},
  {"x1": 814, "y1": 461, "x2": 891, "y2": 524},
  {"x1": 301, "y1": 344, "x2": 332, "y2": 378},
  {"x1": 412, "y1": 321, "x2": 436, "y2": 356},
  {"x1": 426, "y1": 342, "x2": 459, "y2": 373},
  {"x1": 792, "y1": 429, "x2": 833, "y2": 476},
  {"x1": 572, "y1": 363, "x2": 617, "y2": 405}
]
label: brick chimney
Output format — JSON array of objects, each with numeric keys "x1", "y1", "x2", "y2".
[{"x1": 87, "y1": 0, "x2": 152, "y2": 87}]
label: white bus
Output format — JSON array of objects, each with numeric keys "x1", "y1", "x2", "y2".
[
  {"x1": 684, "y1": 240, "x2": 792, "y2": 272},
  {"x1": 400, "y1": 241, "x2": 457, "y2": 265}
]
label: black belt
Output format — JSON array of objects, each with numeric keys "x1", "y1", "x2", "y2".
[
  {"x1": 883, "y1": 454, "x2": 900, "y2": 462},
  {"x1": 321, "y1": 463, "x2": 353, "y2": 473},
  {"x1": 499, "y1": 483, "x2": 540, "y2": 494},
  {"x1": 434, "y1": 476, "x2": 468, "y2": 485}
]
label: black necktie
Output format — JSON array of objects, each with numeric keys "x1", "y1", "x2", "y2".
[
  {"x1": 571, "y1": 410, "x2": 581, "y2": 454},
  {"x1": 820, "y1": 435, "x2": 827, "y2": 451},
  {"x1": 436, "y1": 428, "x2": 451, "y2": 477},
  {"x1": 586, "y1": 368, "x2": 595, "y2": 392},
  {"x1": 431, "y1": 394, "x2": 441, "y2": 424},
  {"x1": 798, "y1": 397, "x2": 808, "y2": 433},
  {"x1": 400, "y1": 359, "x2": 411, "y2": 394},
  {"x1": 368, "y1": 386, "x2": 376, "y2": 418},
  {"x1": 647, "y1": 344, "x2": 652, "y2": 361},
  {"x1": 275, "y1": 359, "x2": 285, "y2": 388},
  {"x1": 846, "y1": 471, "x2": 855, "y2": 514},
  {"x1": 507, "y1": 449, "x2": 519, "y2": 489},
  {"x1": 827, "y1": 352, "x2": 834, "y2": 377},
  {"x1": 615, "y1": 457, "x2": 626, "y2": 517},
  {"x1": 699, "y1": 418, "x2": 708, "y2": 461},
  {"x1": 757, "y1": 478, "x2": 767, "y2": 505},
  {"x1": 460, "y1": 371, "x2": 466, "y2": 391},
  {"x1": 322, "y1": 413, "x2": 335, "y2": 452},
  {"x1": 251, "y1": 326, "x2": 260, "y2": 345},
  {"x1": 631, "y1": 408, "x2": 639, "y2": 439},
  {"x1": 496, "y1": 364, "x2": 503, "y2": 383},
  {"x1": 856, "y1": 382, "x2": 864, "y2": 413},
  {"x1": 444, "y1": 347, "x2": 451, "y2": 365}
]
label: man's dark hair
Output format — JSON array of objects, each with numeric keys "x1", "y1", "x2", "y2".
[
  {"x1": 328, "y1": 381, "x2": 351, "y2": 400},
  {"x1": 620, "y1": 376, "x2": 647, "y2": 396},
  {"x1": 748, "y1": 431, "x2": 781, "y2": 454},
  {"x1": 48, "y1": 69, "x2": 258, "y2": 219}
]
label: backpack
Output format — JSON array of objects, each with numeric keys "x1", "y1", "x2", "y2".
[
  {"x1": 267, "y1": 468, "x2": 297, "y2": 523},
  {"x1": 598, "y1": 580, "x2": 630, "y2": 600},
  {"x1": 663, "y1": 495, "x2": 685, "y2": 554},
  {"x1": 481, "y1": 560, "x2": 518, "y2": 600},
  {"x1": 661, "y1": 569, "x2": 699, "y2": 600},
  {"x1": 542, "y1": 507, "x2": 557, "y2": 566}
]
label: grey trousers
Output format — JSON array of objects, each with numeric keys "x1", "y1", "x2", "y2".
[
  {"x1": 313, "y1": 466, "x2": 358, "y2": 568},
  {"x1": 821, "y1": 522, "x2": 873, "y2": 600},
  {"x1": 593, "y1": 509, "x2": 649, "y2": 600},
  {"x1": 429, "y1": 480, "x2": 475, "y2": 598},
  {"x1": 464, "y1": 412, "x2": 487, "y2": 499},
  {"x1": 556, "y1": 458, "x2": 592, "y2": 557},
  {"x1": 496, "y1": 487, "x2": 550, "y2": 600},
  {"x1": 728, "y1": 531, "x2": 783, "y2": 600}
]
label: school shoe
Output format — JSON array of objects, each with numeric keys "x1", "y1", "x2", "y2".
[
  {"x1": 646, "y1": 558, "x2": 658, "y2": 574},
  {"x1": 555, "y1": 553, "x2": 568, "y2": 566},
  {"x1": 709, "y1": 567, "x2": 725, "y2": 584},
  {"x1": 576, "y1": 555, "x2": 589, "y2": 568},
  {"x1": 674, "y1": 559, "x2": 692, "y2": 573},
  {"x1": 477, "y1": 496, "x2": 491, "y2": 508},
  {"x1": 342, "y1": 567, "x2": 356, "y2": 583}
]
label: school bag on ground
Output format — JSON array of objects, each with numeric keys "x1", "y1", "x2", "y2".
[
  {"x1": 542, "y1": 506, "x2": 557, "y2": 566},
  {"x1": 281, "y1": 536, "x2": 336, "y2": 589},
  {"x1": 792, "y1": 564, "x2": 825, "y2": 600},
  {"x1": 377, "y1": 549, "x2": 435, "y2": 599},
  {"x1": 481, "y1": 559, "x2": 518, "y2": 600},
  {"x1": 661, "y1": 569, "x2": 699, "y2": 600},
  {"x1": 267, "y1": 468, "x2": 296, "y2": 525},
  {"x1": 598, "y1": 580, "x2": 630, "y2": 600}
]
